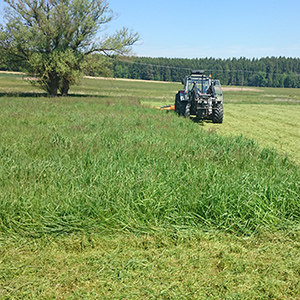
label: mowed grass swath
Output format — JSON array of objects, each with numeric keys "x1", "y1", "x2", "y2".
[
  {"x1": 204, "y1": 86, "x2": 300, "y2": 163},
  {"x1": 0, "y1": 73, "x2": 299, "y2": 235}
]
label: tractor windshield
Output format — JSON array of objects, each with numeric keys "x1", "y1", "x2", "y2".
[
  {"x1": 187, "y1": 79, "x2": 210, "y2": 94},
  {"x1": 213, "y1": 80, "x2": 222, "y2": 95},
  {"x1": 213, "y1": 80, "x2": 223, "y2": 101}
]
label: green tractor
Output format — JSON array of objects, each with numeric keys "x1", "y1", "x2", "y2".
[{"x1": 175, "y1": 70, "x2": 223, "y2": 123}]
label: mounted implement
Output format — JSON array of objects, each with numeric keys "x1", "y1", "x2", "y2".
[{"x1": 175, "y1": 70, "x2": 223, "y2": 123}]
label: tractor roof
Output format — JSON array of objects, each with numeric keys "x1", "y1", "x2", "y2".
[{"x1": 191, "y1": 70, "x2": 204, "y2": 75}]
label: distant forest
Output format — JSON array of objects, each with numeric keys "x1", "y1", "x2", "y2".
[
  {"x1": 111, "y1": 56, "x2": 300, "y2": 88},
  {"x1": 2, "y1": 56, "x2": 300, "y2": 88}
]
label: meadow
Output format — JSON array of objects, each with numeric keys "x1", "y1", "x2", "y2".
[{"x1": 0, "y1": 72, "x2": 300, "y2": 299}]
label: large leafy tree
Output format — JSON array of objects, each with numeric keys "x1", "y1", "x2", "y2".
[{"x1": 0, "y1": 0, "x2": 139, "y2": 96}]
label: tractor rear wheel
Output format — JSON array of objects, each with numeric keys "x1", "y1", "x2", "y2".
[
  {"x1": 175, "y1": 94, "x2": 187, "y2": 116},
  {"x1": 175, "y1": 93, "x2": 180, "y2": 115},
  {"x1": 178, "y1": 101, "x2": 187, "y2": 116},
  {"x1": 184, "y1": 102, "x2": 191, "y2": 118},
  {"x1": 212, "y1": 104, "x2": 223, "y2": 123}
]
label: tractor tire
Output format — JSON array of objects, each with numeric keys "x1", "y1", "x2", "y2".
[
  {"x1": 212, "y1": 104, "x2": 223, "y2": 124},
  {"x1": 178, "y1": 101, "x2": 187, "y2": 116},
  {"x1": 184, "y1": 102, "x2": 191, "y2": 118},
  {"x1": 175, "y1": 93, "x2": 180, "y2": 115}
]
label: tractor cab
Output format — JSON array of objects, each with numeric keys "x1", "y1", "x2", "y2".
[{"x1": 183, "y1": 70, "x2": 223, "y2": 102}]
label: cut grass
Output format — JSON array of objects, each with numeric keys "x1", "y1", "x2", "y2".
[
  {"x1": 204, "y1": 103, "x2": 300, "y2": 163},
  {"x1": 1, "y1": 231, "x2": 300, "y2": 299}
]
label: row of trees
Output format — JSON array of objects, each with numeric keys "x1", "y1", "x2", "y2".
[{"x1": 112, "y1": 56, "x2": 300, "y2": 88}]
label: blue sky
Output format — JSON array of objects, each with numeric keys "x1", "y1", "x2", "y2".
[{"x1": 1, "y1": 0, "x2": 300, "y2": 59}]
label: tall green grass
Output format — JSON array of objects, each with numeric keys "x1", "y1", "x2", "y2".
[{"x1": 0, "y1": 91, "x2": 299, "y2": 236}]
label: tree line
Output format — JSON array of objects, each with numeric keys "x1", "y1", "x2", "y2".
[{"x1": 111, "y1": 56, "x2": 300, "y2": 88}]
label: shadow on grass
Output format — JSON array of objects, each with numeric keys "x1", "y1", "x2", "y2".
[
  {"x1": 0, "y1": 92, "x2": 49, "y2": 98},
  {"x1": 190, "y1": 116, "x2": 210, "y2": 126},
  {"x1": 163, "y1": 110, "x2": 214, "y2": 126},
  {"x1": 0, "y1": 92, "x2": 110, "y2": 98},
  {"x1": 67, "y1": 93, "x2": 109, "y2": 98}
]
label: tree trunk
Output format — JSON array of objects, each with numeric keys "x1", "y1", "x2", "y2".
[
  {"x1": 60, "y1": 79, "x2": 70, "y2": 96},
  {"x1": 46, "y1": 72, "x2": 59, "y2": 96},
  {"x1": 47, "y1": 83, "x2": 58, "y2": 97}
]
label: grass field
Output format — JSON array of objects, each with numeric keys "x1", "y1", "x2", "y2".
[{"x1": 0, "y1": 72, "x2": 300, "y2": 299}]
